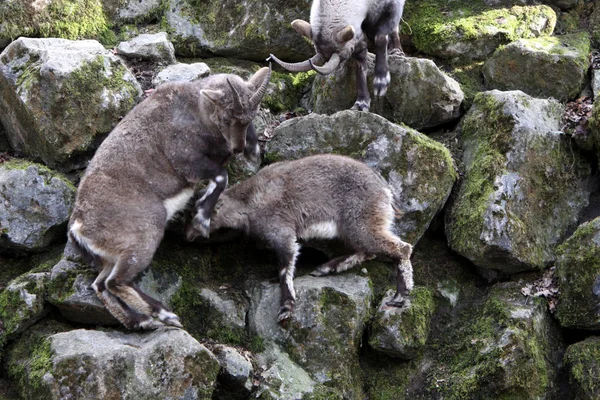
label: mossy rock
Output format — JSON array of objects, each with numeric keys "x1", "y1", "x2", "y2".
[
  {"x1": 448, "y1": 61, "x2": 486, "y2": 109},
  {"x1": 163, "y1": 0, "x2": 313, "y2": 62},
  {"x1": 0, "y1": 0, "x2": 114, "y2": 44},
  {"x1": 555, "y1": 217, "x2": 600, "y2": 329},
  {"x1": 446, "y1": 90, "x2": 592, "y2": 276},
  {"x1": 564, "y1": 337, "x2": 600, "y2": 399},
  {"x1": 483, "y1": 32, "x2": 591, "y2": 102},
  {"x1": 266, "y1": 110, "x2": 457, "y2": 246},
  {"x1": 589, "y1": 98, "x2": 600, "y2": 169},
  {"x1": 403, "y1": 1, "x2": 556, "y2": 62},
  {"x1": 311, "y1": 54, "x2": 464, "y2": 130},
  {"x1": 0, "y1": 38, "x2": 142, "y2": 171}
]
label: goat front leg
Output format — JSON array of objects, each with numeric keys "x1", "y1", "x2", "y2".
[
  {"x1": 191, "y1": 160, "x2": 229, "y2": 239},
  {"x1": 351, "y1": 49, "x2": 371, "y2": 111},
  {"x1": 267, "y1": 230, "x2": 301, "y2": 323},
  {"x1": 243, "y1": 122, "x2": 261, "y2": 164},
  {"x1": 373, "y1": 32, "x2": 391, "y2": 97}
]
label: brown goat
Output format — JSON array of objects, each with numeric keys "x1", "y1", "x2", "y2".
[
  {"x1": 187, "y1": 154, "x2": 413, "y2": 322},
  {"x1": 68, "y1": 68, "x2": 271, "y2": 330}
]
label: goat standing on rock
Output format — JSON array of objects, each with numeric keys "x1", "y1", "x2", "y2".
[
  {"x1": 269, "y1": 0, "x2": 405, "y2": 111},
  {"x1": 187, "y1": 154, "x2": 414, "y2": 322},
  {"x1": 68, "y1": 67, "x2": 271, "y2": 330}
]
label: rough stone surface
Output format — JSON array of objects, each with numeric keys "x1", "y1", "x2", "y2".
[
  {"x1": 108, "y1": 0, "x2": 163, "y2": 24},
  {"x1": 164, "y1": 0, "x2": 313, "y2": 62},
  {"x1": 212, "y1": 344, "x2": 253, "y2": 398},
  {"x1": 152, "y1": 62, "x2": 210, "y2": 86},
  {"x1": 404, "y1": 2, "x2": 556, "y2": 62},
  {"x1": 593, "y1": 69, "x2": 600, "y2": 99},
  {"x1": 555, "y1": 217, "x2": 600, "y2": 330},
  {"x1": 446, "y1": 90, "x2": 592, "y2": 276},
  {"x1": 483, "y1": 32, "x2": 590, "y2": 102},
  {"x1": 249, "y1": 274, "x2": 372, "y2": 398},
  {"x1": 564, "y1": 337, "x2": 600, "y2": 400},
  {"x1": 311, "y1": 54, "x2": 464, "y2": 130},
  {"x1": 0, "y1": 37, "x2": 141, "y2": 171},
  {"x1": 116, "y1": 32, "x2": 176, "y2": 64},
  {"x1": 0, "y1": 161, "x2": 75, "y2": 252},
  {"x1": 368, "y1": 287, "x2": 435, "y2": 359},
  {"x1": 266, "y1": 110, "x2": 457, "y2": 245},
  {"x1": 6, "y1": 326, "x2": 220, "y2": 399}
]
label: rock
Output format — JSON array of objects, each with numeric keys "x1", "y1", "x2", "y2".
[
  {"x1": 564, "y1": 337, "x2": 600, "y2": 399},
  {"x1": 104, "y1": 0, "x2": 163, "y2": 24},
  {"x1": 555, "y1": 217, "x2": 600, "y2": 330},
  {"x1": 446, "y1": 90, "x2": 592, "y2": 276},
  {"x1": 0, "y1": 0, "x2": 110, "y2": 43},
  {"x1": 368, "y1": 287, "x2": 435, "y2": 359},
  {"x1": 5, "y1": 324, "x2": 220, "y2": 399},
  {"x1": 311, "y1": 54, "x2": 464, "y2": 130},
  {"x1": 212, "y1": 344, "x2": 254, "y2": 399},
  {"x1": 0, "y1": 272, "x2": 49, "y2": 350},
  {"x1": 152, "y1": 62, "x2": 210, "y2": 86},
  {"x1": 0, "y1": 160, "x2": 75, "y2": 253},
  {"x1": 593, "y1": 69, "x2": 600, "y2": 99},
  {"x1": 0, "y1": 37, "x2": 142, "y2": 171},
  {"x1": 392, "y1": 282, "x2": 564, "y2": 399},
  {"x1": 266, "y1": 110, "x2": 457, "y2": 245},
  {"x1": 544, "y1": 0, "x2": 579, "y2": 10},
  {"x1": 248, "y1": 274, "x2": 372, "y2": 398},
  {"x1": 116, "y1": 32, "x2": 176, "y2": 64},
  {"x1": 164, "y1": 0, "x2": 313, "y2": 62},
  {"x1": 0, "y1": 123, "x2": 10, "y2": 152},
  {"x1": 483, "y1": 32, "x2": 590, "y2": 102},
  {"x1": 404, "y1": 2, "x2": 556, "y2": 62}
]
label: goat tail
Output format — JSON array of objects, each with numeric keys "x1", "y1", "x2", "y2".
[{"x1": 67, "y1": 227, "x2": 102, "y2": 269}]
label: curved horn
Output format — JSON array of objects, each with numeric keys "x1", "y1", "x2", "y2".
[
  {"x1": 249, "y1": 65, "x2": 272, "y2": 109},
  {"x1": 227, "y1": 78, "x2": 244, "y2": 110},
  {"x1": 311, "y1": 53, "x2": 340, "y2": 75},
  {"x1": 268, "y1": 53, "x2": 324, "y2": 72}
]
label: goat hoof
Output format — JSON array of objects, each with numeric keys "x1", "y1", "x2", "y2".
[
  {"x1": 389, "y1": 48, "x2": 405, "y2": 57},
  {"x1": 310, "y1": 266, "x2": 330, "y2": 277},
  {"x1": 138, "y1": 318, "x2": 165, "y2": 331},
  {"x1": 192, "y1": 215, "x2": 210, "y2": 238},
  {"x1": 351, "y1": 101, "x2": 370, "y2": 112},
  {"x1": 373, "y1": 72, "x2": 391, "y2": 97},
  {"x1": 277, "y1": 310, "x2": 292, "y2": 323},
  {"x1": 158, "y1": 309, "x2": 183, "y2": 328}
]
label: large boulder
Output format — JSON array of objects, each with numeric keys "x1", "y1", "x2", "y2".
[
  {"x1": 564, "y1": 337, "x2": 600, "y2": 400},
  {"x1": 311, "y1": 54, "x2": 464, "y2": 130},
  {"x1": 115, "y1": 32, "x2": 176, "y2": 64},
  {"x1": 266, "y1": 110, "x2": 457, "y2": 245},
  {"x1": 0, "y1": 160, "x2": 75, "y2": 253},
  {"x1": 249, "y1": 274, "x2": 372, "y2": 398},
  {"x1": 152, "y1": 62, "x2": 210, "y2": 86},
  {"x1": 102, "y1": 0, "x2": 163, "y2": 25},
  {"x1": 446, "y1": 90, "x2": 592, "y2": 276},
  {"x1": 163, "y1": 0, "x2": 313, "y2": 62},
  {"x1": 0, "y1": 38, "x2": 142, "y2": 171},
  {"x1": 0, "y1": 0, "x2": 111, "y2": 43},
  {"x1": 404, "y1": 2, "x2": 556, "y2": 62},
  {"x1": 5, "y1": 324, "x2": 220, "y2": 399},
  {"x1": 483, "y1": 32, "x2": 590, "y2": 102},
  {"x1": 555, "y1": 217, "x2": 600, "y2": 330}
]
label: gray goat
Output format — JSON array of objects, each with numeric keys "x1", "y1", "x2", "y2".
[
  {"x1": 269, "y1": 0, "x2": 405, "y2": 111},
  {"x1": 187, "y1": 154, "x2": 413, "y2": 322},
  {"x1": 68, "y1": 67, "x2": 271, "y2": 330}
]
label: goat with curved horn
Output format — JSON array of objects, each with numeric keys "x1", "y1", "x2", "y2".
[
  {"x1": 249, "y1": 64, "x2": 272, "y2": 109},
  {"x1": 280, "y1": 0, "x2": 406, "y2": 112}
]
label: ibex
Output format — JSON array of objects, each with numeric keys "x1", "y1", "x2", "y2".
[
  {"x1": 68, "y1": 67, "x2": 271, "y2": 330},
  {"x1": 269, "y1": 0, "x2": 405, "y2": 111},
  {"x1": 187, "y1": 154, "x2": 413, "y2": 322}
]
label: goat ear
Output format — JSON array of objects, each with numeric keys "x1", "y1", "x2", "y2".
[
  {"x1": 336, "y1": 25, "x2": 355, "y2": 44},
  {"x1": 247, "y1": 67, "x2": 270, "y2": 90},
  {"x1": 291, "y1": 19, "x2": 312, "y2": 39},
  {"x1": 200, "y1": 89, "x2": 225, "y2": 105}
]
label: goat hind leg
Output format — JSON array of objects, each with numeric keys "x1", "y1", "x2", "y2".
[
  {"x1": 272, "y1": 235, "x2": 301, "y2": 323},
  {"x1": 310, "y1": 253, "x2": 370, "y2": 277},
  {"x1": 351, "y1": 49, "x2": 371, "y2": 111}
]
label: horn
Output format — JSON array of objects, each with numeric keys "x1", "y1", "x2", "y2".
[
  {"x1": 227, "y1": 77, "x2": 244, "y2": 110},
  {"x1": 311, "y1": 53, "x2": 340, "y2": 75},
  {"x1": 249, "y1": 64, "x2": 272, "y2": 109},
  {"x1": 268, "y1": 53, "x2": 324, "y2": 72}
]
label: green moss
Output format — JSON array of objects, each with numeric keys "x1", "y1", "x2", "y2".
[
  {"x1": 564, "y1": 337, "x2": 600, "y2": 398},
  {"x1": 262, "y1": 70, "x2": 315, "y2": 113},
  {"x1": 1, "y1": 159, "x2": 77, "y2": 192},
  {"x1": 0, "y1": 0, "x2": 114, "y2": 42},
  {"x1": 7, "y1": 332, "x2": 53, "y2": 397},
  {"x1": 403, "y1": 1, "x2": 556, "y2": 58},
  {"x1": 449, "y1": 62, "x2": 485, "y2": 108}
]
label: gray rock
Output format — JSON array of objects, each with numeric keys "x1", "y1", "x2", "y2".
[
  {"x1": 483, "y1": 32, "x2": 590, "y2": 102},
  {"x1": 446, "y1": 90, "x2": 592, "y2": 275},
  {"x1": 544, "y1": 0, "x2": 578, "y2": 10},
  {"x1": 212, "y1": 344, "x2": 254, "y2": 397},
  {"x1": 248, "y1": 274, "x2": 371, "y2": 397},
  {"x1": 368, "y1": 287, "x2": 435, "y2": 359},
  {"x1": 152, "y1": 62, "x2": 210, "y2": 86},
  {"x1": 564, "y1": 337, "x2": 600, "y2": 399},
  {"x1": 164, "y1": 0, "x2": 313, "y2": 61},
  {"x1": 116, "y1": 32, "x2": 176, "y2": 64},
  {"x1": 0, "y1": 123, "x2": 10, "y2": 151},
  {"x1": 199, "y1": 288, "x2": 246, "y2": 330},
  {"x1": 311, "y1": 54, "x2": 464, "y2": 130},
  {"x1": 593, "y1": 68, "x2": 600, "y2": 99},
  {"x1": 0, "y1": 161, "x2": 75, "y2": 252},
  {"x1": 266, "y1": 110, "x2": 457, "y2": 245},
  {"x1": 0, "y1": 37, "x2": 142, "y2": 171},
  {"x1": 114, "y1": 0, "x2": 163, "y2": 23},
  {"x1": 6, "y1": 326, "x2": 220, "y2": 399}
]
